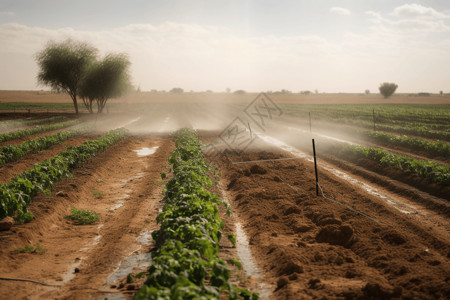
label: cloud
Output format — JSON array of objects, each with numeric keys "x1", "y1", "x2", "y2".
[
  {"x1": 367, "y1": 4, "x2": 450, "y2": 33},
  {"x1": 330, "y1": 7, "x2": 351, "y2": 16},
  {"x1": 0, "y1": 20, "x2": 449, "y2": 92},
  {"x1": 393, "y1": 3, "x2": 450, "y2": 19}
]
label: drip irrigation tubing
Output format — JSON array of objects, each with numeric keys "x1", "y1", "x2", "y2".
[
  {"x1": 0, "y1": 277, "x2": 61, "y2": 287},
  {"x1": 317, "y1": 182, "x2": 383, "y2": 225}
]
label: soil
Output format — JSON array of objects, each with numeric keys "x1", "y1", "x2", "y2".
[
  {"x1": 0, "y1": 135, "x2": 174, "y2": 299},
  {"x1": 0, "y1": 92, "x2": 449, "y2": 299},
  {"x1": 210, "y1": 137, "x2": 450, "y2": 300}
]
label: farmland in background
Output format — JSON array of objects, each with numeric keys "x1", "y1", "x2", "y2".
[{"x1": 0, "y1": 90, "x2": 448, "y2": 299}]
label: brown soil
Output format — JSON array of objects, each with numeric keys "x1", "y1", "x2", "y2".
[
  {"x1": 211, "y1": 137, "x2": 450, "y2": 300},
  {"x1": 0, "y1": 135, "x2": 174, "y2": 299}
]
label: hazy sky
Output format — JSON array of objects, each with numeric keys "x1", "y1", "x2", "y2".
[{"x1": 0, "y1": 0, "x2": 449, "y2": 92}]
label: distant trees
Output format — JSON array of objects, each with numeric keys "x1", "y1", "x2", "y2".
[
  {"x1": 36, "y1": 39, "x2": 131, "y2": 114},
  {"x1": 365, "y1": 89, "x2": 370, "y2": 95},
  {"x1": 36, "y1": 40, "x2": 98, "y2": 114},
  {"x1": 379, "y1": 82, "x2": 398, "y2": 99},
  {"x1": 233, "y1": 90, "x2": 246, "y2": 95},
  {"x1": 170, "y1": 87, "x2": 184, "y2": 93}
]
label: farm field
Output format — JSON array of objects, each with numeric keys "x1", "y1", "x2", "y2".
[{"x1": 0, "y1": 91, "x2": 449, "y2": 299}]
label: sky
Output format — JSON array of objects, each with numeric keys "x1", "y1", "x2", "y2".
[{"x1": 0, "y1": 0, "x2": 449, "y2": 93}]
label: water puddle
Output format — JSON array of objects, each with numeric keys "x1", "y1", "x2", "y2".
[
  {"x1": 257, "y1": 133, "x2": 417, "y2": 215},
  {"x1": 106, "y1": 253, "x2": 152, "y2": 285},
  {"x1": 81, "y1": 224, "x2": 104, "y2": 251},
  {"x1": 235, "y1": 223, "x2": 272, "y2": 299},
  {"x1": 134, "y1": 146, "x2": 159, "y2": 157},
  {"x1": 137, "y1": 230, "x2": 154, "y2": 246},
  {"x1": 111, "y1": 202, "x2": 124, "y2": 211}
]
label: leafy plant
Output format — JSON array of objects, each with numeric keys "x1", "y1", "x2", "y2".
[
  {"x1": 92, "y1": 190, "x2": 104, "y2": 198},
  {"x1": 136, "y1": 128, "x2": 258, "y2": 300},
  {"x1": 230, "y1": 258, "x2": 242, "y2": 270},
  {"x1": 0, "y1": 128, "x2": 128, "y2": 222},
  {"x1": 65, "y1": 207, "x2": 100, "y2": 224},
  {"x1": 227, "y1": 233, "x2": 236, "y2": 247},
  {"x1": 14, "y1": 243, "x2": 47, "y2": 255},
  {"x1": 0, "y1": 119, "x2": 79, "y2": 144}
]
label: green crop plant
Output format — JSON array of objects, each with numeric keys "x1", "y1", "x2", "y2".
[
  {"x1": 136, "y1": 128, "x2": 258, "y2": 300},
  {"x1": 0, "y1": 128, "x2": 128, "y2": 223},
  {"x1": 14, "y1": 243, "x2": 47, "y2": 255},
  {"x1": 0, "y1": 126, "x2": 89, "y2": 167},
  {"x1": 65, "y1": 207, "x2": 100, "y2": 224},
  {"x1": 0, "y1": 119, "x2": 80, "y2": 143}
]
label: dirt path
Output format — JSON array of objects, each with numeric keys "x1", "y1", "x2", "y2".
[
  {"x1": 208, "y1": 136, "x2": 450, "y2": 299},
  {"x1": 0, "y1": 136, "x2": 173, "y2": 299}
]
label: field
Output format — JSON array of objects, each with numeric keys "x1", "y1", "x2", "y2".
[{"x1": 0, "y1": 90, "x2": 449, "y2": 299}]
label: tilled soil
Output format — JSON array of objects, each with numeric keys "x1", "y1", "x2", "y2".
[
  {"x1": 0, "y1": 135, "x2": 173, "y2": 299},
  {"x1": 212, "y1": 139, "x2": 450, "y2": 299}
]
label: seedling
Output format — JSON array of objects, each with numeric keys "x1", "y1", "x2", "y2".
[
  {"x1": 227, "y1": 233, "x2": 236, "y2": 247},
  {"x1": 14, "y1": 243, "x2": 47, "y2": 255},
  {"x1": 65, "y1": 207, "x2": 100, "y2": 224},
  {"x1": 230, "y1": 257, "x2": 242, "y2": 270},
  {"x1": 96, "y1": 178, "x2": 103, "y2": 183},
  {"x1": 92, "y1": 190, "x2": 104, "y2": 198}
]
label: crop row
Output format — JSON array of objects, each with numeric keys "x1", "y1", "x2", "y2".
[
  {"x1": 136, "y1": 128, "x2": 257, "y2": 299},
  {"x1": 0, "y1": 119, "x2": 79, "y2": 143},
  {"x1": 0, "y1": 126, "x2": 89, "y2": 167},
  {"x1": 0, "y1": 116, "x2": 67, "y2": 130},
  {"x1": 334, "y1": 143, "x2": 450, "y2": 186},
  {"x1": 366, "y1": 131, "x2": 450, "y2": 158},
  {"x1": 0, "y1": 128, "x2": 128, "y2": 223},
  {"x1": 281, "y1": 103, "x2": 450, "y2": 125}
]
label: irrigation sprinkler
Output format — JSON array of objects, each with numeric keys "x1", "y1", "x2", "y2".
[{"x1": 312, "y1": 139, "x2": 319, "y2": 196}]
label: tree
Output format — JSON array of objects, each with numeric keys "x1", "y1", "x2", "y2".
[
  {"x1": 170, "y1": 87, "x2": 184, "y2": 93},
  {"x1": 379, "y1": 82, "x2": 398, "y2": 99},
  {"x1": 365, "y1": 89, "x2": 370, "y2": 95},
  {"x1": 36, "y1": 39, "x2": 98, "y2": 114},
  {"x1": 79, "y1": 53, "x2": 131, "y2": 113}
]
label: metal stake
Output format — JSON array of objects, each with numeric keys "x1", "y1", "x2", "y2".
[{"x1": 312, "y1": 139, "x2": 319, "y2": 196}]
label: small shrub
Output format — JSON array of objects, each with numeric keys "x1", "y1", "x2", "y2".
[{"x1": 65, "y1": 207, "x2": 100, "y2": 224}]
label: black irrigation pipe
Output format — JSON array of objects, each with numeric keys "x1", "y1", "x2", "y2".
[{"x1": 0, "y1": 277, "x2": 61, "y2": 287}]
